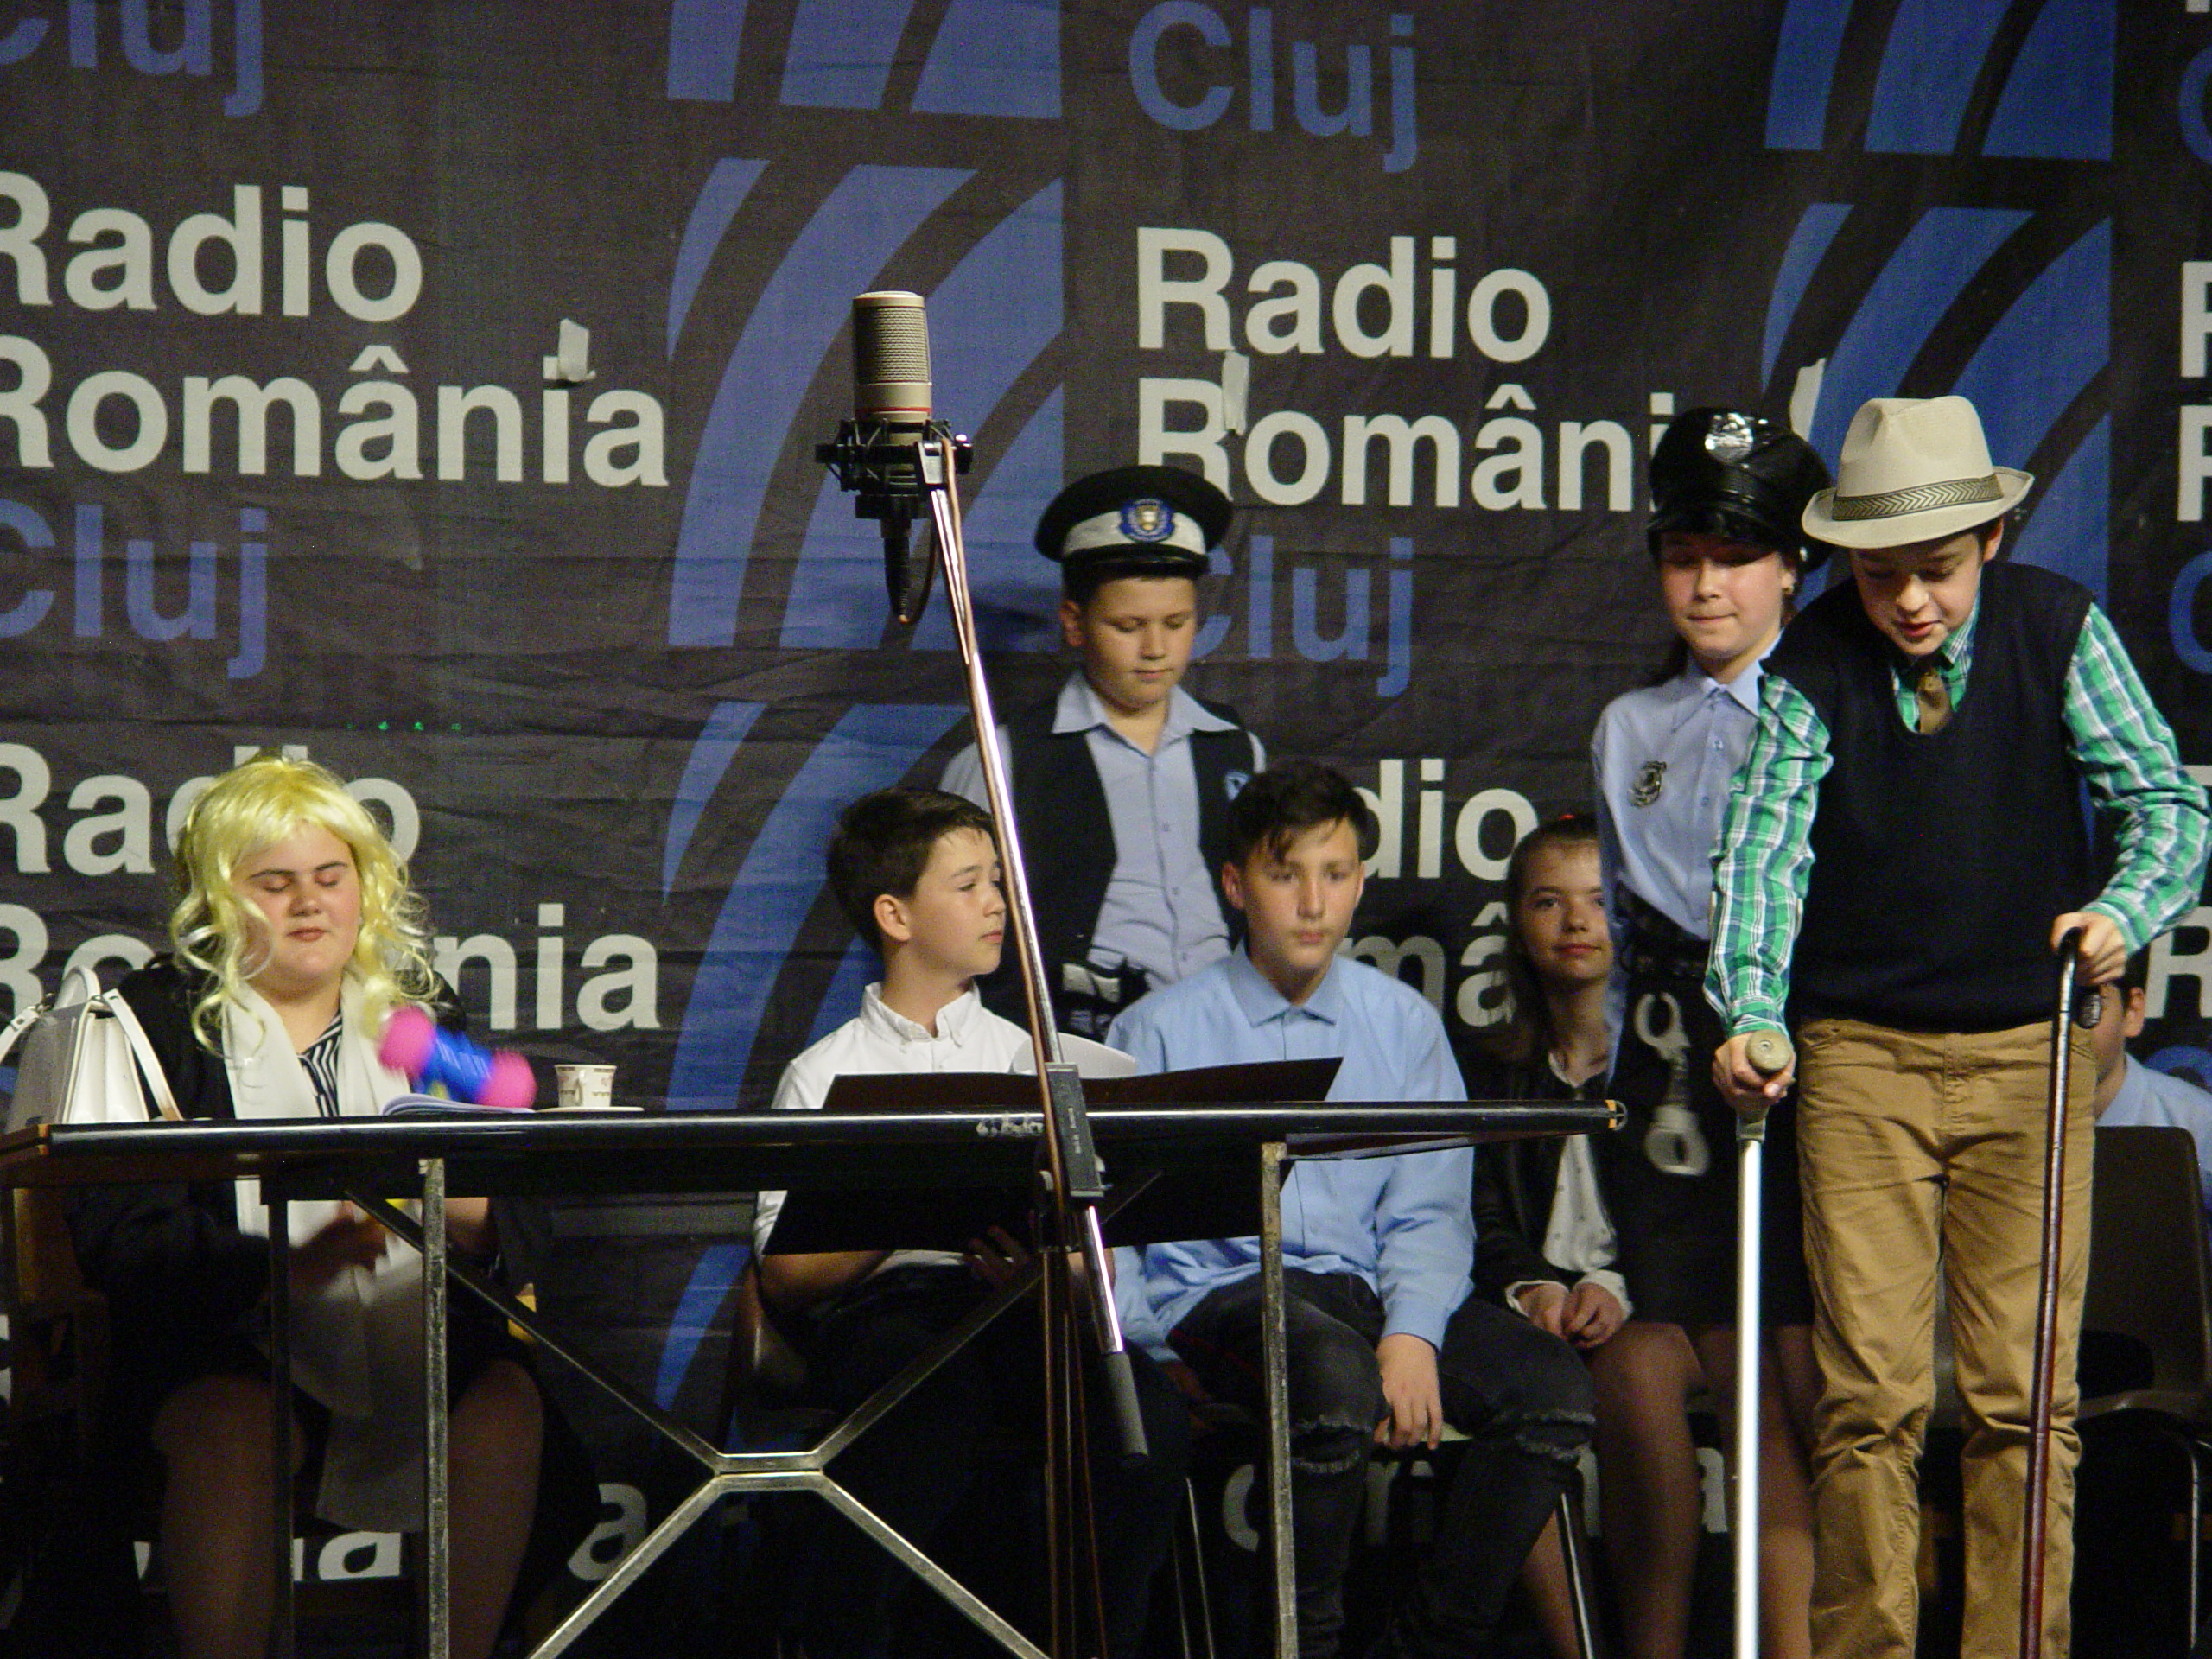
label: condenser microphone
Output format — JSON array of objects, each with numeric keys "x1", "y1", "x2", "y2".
[
  {"x1": 854, "y1": 290, "x2": 931, "y2": 429},
  {"x1": 851, "y1": 291, "x2": 936, "y2": 622}
]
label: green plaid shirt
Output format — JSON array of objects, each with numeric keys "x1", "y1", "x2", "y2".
[{"x1": 1707, "y1": 599, "x2": 2209, "y2": 1034}]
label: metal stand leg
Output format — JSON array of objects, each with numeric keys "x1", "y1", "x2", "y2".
[
  {"x1": 2024, "y1": 936, "x2": 2082, "y2": 1659},
  {"x1": 1040, "y1": 1238, "x2": 1067, "y2": 1658},
  {"x1": 1556, "y1": 1487, "x2": 1597, "y2": 1659},
  {"x1": 269, "y1": 1186, "x2": 295, "y2": 1659},
  {"x1": 1172, "y1": 1477, "x2": 1217, "y2": 1659},
  {"x1": 2186, "y1": 1437, "x2": 2203, "y2": 1645},
  {"x1": 423, "y1": 1158, "x2": 449, "y2": 1659},
  {"x1": 1733, "y1": 1125, "x2": 1764, "y2": 1659},
  {"x1": 348, "y1": 1185, "x2": 1052, "y2": 1659},
  {"x1": 1260, "y1": 1141, "x2": 1294, "y2": 1659}
]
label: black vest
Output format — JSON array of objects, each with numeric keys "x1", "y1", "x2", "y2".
[
  {"x1": 1764, "y1": 561, "x2": 2095, "y2": 1032},
  {"x1": 985, "y1": 693, "x2": 1256, "y2": 1024}
]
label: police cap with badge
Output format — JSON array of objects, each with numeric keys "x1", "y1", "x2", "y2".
[
  {"x1": 1648, "y1": 408, "x2": 1832, "y2": 570},
  {"x1": 1035, "y1": 464, "x2": 1233, "y2": 588}
]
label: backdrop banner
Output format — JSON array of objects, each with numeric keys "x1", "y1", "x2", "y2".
[
  {"x1": 6, "y1": 0, "x2": 2212, "y2": 1452},
  {"x1": 8, "y1": 0, "x2": 2212, "y2": 1627}
]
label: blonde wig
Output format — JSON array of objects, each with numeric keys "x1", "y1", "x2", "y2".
[{"x1": 169, "y1": 753, "x2": 440, "y2": 1050}]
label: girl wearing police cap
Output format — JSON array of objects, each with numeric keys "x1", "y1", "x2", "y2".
[{"x1": 1586, "y1": 409, "x2": 1827, "y2": 1659}]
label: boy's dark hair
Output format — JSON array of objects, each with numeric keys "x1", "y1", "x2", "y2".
[
  {"x1": 1225, "y1": 760, "x2": 1379, "y2": 868},
  {"x1": 1063, "y1": 559, "x2": 1203, "y2": 609},
  {"x1": 828, "y1": 787, "x2": 996, "y2": 950},
  {"x1": 2074, "y1": 949, "x2": 2149, "y2": 1031}
]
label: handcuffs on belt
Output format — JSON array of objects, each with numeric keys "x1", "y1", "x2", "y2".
[
  {"x1": 1633, "y1": 989, "x2": 1712, "y2": 1178},
  {"x1": 1058, "y1": 957, "x2": 1148, "y2": 1040}
]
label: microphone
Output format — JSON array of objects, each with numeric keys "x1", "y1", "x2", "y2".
[
  {"x1": 853, "y1": 289, "x2": 931, "y2": 427},
  {"x1": 852, "y1": 291, "x2": 935, "y2": 623},
  {"x1": 817, "y1": 290, "x2": 971, "y2": 625}
]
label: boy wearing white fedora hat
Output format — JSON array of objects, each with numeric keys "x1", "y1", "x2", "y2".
[{"x1": 1704, "y1": 394, "x2": 2209, "y2": 1658}]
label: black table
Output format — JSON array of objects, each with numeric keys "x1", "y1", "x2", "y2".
[{"x1": 0, "y1": 1098, "x2": 1618, "y2": 1659}]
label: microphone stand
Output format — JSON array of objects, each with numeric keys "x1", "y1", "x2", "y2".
[{"x1": 822, "y1": 419, "x2": 1144, "y2": 1659}]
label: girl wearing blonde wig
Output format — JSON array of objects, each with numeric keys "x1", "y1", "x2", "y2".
[
  {"x1": 71, "y1": 753, "x2": 554, "y2": 1659},
  {"x1": 168, "y1": 753, "x2": 441, "y2": 1051}
]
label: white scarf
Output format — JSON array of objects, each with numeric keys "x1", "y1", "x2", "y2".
[{"x1": 222, "y1": 976, "x2": 431, "y2": 1529}]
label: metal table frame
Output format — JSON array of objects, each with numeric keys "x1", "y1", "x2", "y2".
[{"x1": 0, "y1": 1099, "x2": 1615, "y2": 1659}]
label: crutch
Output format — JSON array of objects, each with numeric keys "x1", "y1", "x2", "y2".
[
  {"x1": 2022, "y1": 925, "x2": 2086, "y2": 1659},
  {"x1": 1734, "y1": 1029, "x2": 1793, "y2": 1659}
]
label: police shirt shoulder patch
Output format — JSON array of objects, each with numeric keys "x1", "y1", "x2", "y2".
[{"x1": 1630, "y1": 760, "x2": 1667, "y2": 808}]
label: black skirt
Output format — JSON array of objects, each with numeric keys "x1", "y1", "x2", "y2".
[{"x1": 1600, "y1": 950, "x2": 1814, "y2": 1329}]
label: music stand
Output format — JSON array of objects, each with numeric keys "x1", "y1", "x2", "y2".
[{"x1": 767, "y1": 1059, "x2": 1339, "y2": 1253}]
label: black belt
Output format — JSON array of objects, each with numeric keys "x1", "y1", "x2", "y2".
[{"x1": 1618, "y1": 889, "x2": 1710, "y2": 983}]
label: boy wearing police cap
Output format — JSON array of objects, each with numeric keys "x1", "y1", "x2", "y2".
[
  {"x1": 1707, "y1": 395, "x2": 2210, "y2": 1659},
  {"x1": 944, "y1": 464, "x2": 1263, "y2": 1034},
  {"x1": 1590, "y1": 407, "x2": 1828, "y2": 1659}
]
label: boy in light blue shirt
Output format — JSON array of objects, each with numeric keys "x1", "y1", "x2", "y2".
[
  {"x1": 2092, "y1": 954, "x2": 2212, "y2": 1225},
  {"x1": 1111, "y1": 761, "x2": 1592, "y2": 1659}
]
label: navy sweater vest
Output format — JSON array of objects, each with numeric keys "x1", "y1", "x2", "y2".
[{"x1": 1764, "y1": 561, "x2": 2095, "y2": 1032}]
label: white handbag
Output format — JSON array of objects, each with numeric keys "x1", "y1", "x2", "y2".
[{"x1": 1, "y1": 966, "x2": 181, "y2": 1131}]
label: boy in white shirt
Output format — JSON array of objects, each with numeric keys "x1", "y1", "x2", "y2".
[{"x1": 753, "y1": 786, "x2": 1186, "y2": 1659}]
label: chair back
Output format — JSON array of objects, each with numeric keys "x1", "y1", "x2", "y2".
[
  {"x1": 733, "y1": 1262, "x2": 811, "y2": 1402},
  {"x1": 717, "y1": 1261, "x2": 830, "y2": 1451},
  {"x1": 2082, "y1": 1123, "x2": 2212, "y2": 1402}
]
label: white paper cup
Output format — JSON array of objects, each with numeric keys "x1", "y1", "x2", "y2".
[{"x1": 555, "y1": 1064, "x2": 616, "y2": 1109}]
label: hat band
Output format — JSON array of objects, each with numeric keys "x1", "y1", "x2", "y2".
[
  {"x1": 1828, "y1": 473, "x2": 2002, "y2": 523},
  {"x1": 1060, "y1": 502, "x2": 1209, "y2": 559}
]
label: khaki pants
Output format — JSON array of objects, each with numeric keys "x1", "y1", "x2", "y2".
[{"x1": 1795, "y1": 1016, "x2": 2095, "y2": 1659}]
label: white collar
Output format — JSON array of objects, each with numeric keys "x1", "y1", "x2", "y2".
[{"x1": 860, "y1": 982, "x2": 984, "y2": 1046}]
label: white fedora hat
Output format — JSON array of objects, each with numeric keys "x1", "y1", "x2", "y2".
[{"x1": 1801, "y1": 395, "x2": 2031, "y2": 548}]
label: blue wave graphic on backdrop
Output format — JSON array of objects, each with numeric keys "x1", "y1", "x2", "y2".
[
  {"x1": 1800, "y1": 207, "x2": 2030, "y2": 461},
  {"x1": 1984, "y1": 0, "x2": 2112, "y2": 160},
  {"x1": 1957, "y1": 244, "x2": 2108, "y2": 447},
  {"x1": 668, "y1": 159, "x2": 768, "y2": 357},
  {"x1": 663, "y1": 701, "x2": 766, "y2": 894},
  {"x1": 783, "y1": 0, "x2": 914, "y2": 108},
  {"x1": 1762, "y1": 204, "x2": 1852, "y2": 384},
  {"x1": 667, "y1": 164, "x2": 971, "y2": 647},
  {"x1": 915, "y1": 0, "x2": 1061, "y2": 118},
  {"x1": 2009, "y1": 416, "x2": 2107, "y2": 597},
  {"x1": 667, "y1": 0, "x2": 749, "y2": 101},
  {"x1": 1766, "y1": 0, "x2": 1853, "y2": 150},
  {"x1": 671, "y1": 0, "x2": 1059, "y2": 115},
  {"x1": 1762, "y1": 0, "x2": 2113, "y2": 600},
  {"x1": 1767, "y1": 0, "x2": 2111, "y2": 159},
  {"x1": 1951, "y1": 219, "x2": 2109, "y2": 593},
  {"x1": 1864, "y1": 0, "x2": 2010, "y2": 155},
  {"x1": 666, "y1": 704, "x2": 965, "y2": 1109}
]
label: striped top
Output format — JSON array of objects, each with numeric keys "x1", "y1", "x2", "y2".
[{"x1": 300, "y1": 1013, "x2": 345, "y2": 1116}]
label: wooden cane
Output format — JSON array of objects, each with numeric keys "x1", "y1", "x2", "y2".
[
  {"x1": 2022, "y1": 926, "x2": 2084, "y2": 1659},
  {"x1": 1733, "y1": 1029, "x2": 1792, "y2": 1659}
]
